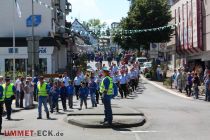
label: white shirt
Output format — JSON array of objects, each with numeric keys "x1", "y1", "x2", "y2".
[
  {"x1": 74, "y1": 76, "x2": 82, "y2": 86},
  {"x1": 15, "y1": 79, "x2": 21, "y2": 92},
  {"x1": 63, "y1": 76, "x2": 70, "y2": 87},
  {"x1": 119, "y1": 75, "x2": 128, "y2": 84}
]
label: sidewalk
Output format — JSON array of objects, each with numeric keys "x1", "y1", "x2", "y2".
[{"x1": 141, "y1": 76, "x2": 205, "y2": 100}]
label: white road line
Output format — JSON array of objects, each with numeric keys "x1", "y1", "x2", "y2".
[{"x1": 120, "y1": 130, "x2": 160, "y2": 133}]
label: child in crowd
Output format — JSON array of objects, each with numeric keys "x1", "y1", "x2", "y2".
[
  {"x1": 50, "y1": 82, "x2": 60, "y2": 113},
  {"x1": 89, "y1": 77, "x2": 97, "y2": 107},
  {"x1": 67, "y1": 80, "x2": 74, "y2": 109},
  {"x1": 60, "y1": 81, "x2": 67, "y2": 111},
  {"x1": 79, "y1": 82, "x2": 89, "y2": 110}
]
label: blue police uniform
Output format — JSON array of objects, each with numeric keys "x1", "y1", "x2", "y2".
[{"x1": 101, "y1": 77, "x2": 113, "y2": 125}]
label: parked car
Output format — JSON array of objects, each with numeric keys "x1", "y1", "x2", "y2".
[
  {"x1": 140, "y1": 62, "x2": 152, "y2": 74},
  {"x1": 136, "y1": 57, "x2": 148, "y2": 66}
]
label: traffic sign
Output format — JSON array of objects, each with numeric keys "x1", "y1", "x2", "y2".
[{"x1": 26, "y1": 15, "x2": 42, "y2": 27}]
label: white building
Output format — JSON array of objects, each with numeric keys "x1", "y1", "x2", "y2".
[
  {"x1": 71, "y1": 19, "x2": 98, "y2": 50},
  {"x1": 0, "y1": 0, "x2": 71, "y2": 77}
]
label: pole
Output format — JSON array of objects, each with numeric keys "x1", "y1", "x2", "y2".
[
  {"x1": 32, "y1": 0, "x2": 35, "y2": 77},
  {"x1": 12, "y1": 0, "x2": 16, "y2": 82}
]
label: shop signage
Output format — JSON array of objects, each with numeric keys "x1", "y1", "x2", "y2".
[
  {"x1": 39, "y1": 48, "x2": 47, "y2": 54},
  {"x1": 8, "y1": 48, "x2": 18, "y2": 53}
]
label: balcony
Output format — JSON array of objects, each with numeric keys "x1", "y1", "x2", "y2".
[{"x1": 65, "y1": 1, "x2": 72, "y2": 15}]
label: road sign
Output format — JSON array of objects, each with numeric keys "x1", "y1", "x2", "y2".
[{"x1": 26, "y1": 15, "x2": 41, "y2": 27}]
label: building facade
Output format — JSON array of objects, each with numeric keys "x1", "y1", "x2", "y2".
[
  {"x1": 0, "y1": 0, "x2": 71, "y2": 77},
  {"x1": 167, "y1": 0, "x2": 210, "y2": 70}
]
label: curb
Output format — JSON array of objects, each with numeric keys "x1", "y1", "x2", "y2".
[
  {"x1": 67, "y1": 113, "x2": 145, "y2": 116},
  {"x1": 66, "y1": 113, "x2": 146, "y2": 128},
  {"x1": 141, "y1": 76, "x2": 193, "y2": 100}
]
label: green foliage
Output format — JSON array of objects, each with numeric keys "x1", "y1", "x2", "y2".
[
  {"x1": 144, "y1": 73, "x2": 151, "y2": 78},
  {"x1": 163, "y1": 78, "x2": 172, "y2": 87},
  {"x1": 82, "y1": 19, "x2": 107, "y2": 37},
  {"x1": 113, "y1": 0, "x2": 173, "y2": 50}
]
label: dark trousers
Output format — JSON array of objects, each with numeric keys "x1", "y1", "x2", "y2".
[
  {"x1": 103, "y1": 96, "x2": 112, "y2": 124},
  {"x1": 119, "y1": 84, "x2": 127, "y2": 98},
  {"x1": 80, "y1": 98, "x2": 87, "y2": 108},
  {"x1": 34, "y1": 87, "x2": 38, "y2": 101},
  {"x1": 0, "y1": 101, "x2": 3, "y2": 132},
  {"x1": 130, "y1": 79, "x2": 136, "y2": 92},
  {"x1": 74, "y1": 85, "x2": 81, "y2": 100},
  {"x1": 51, "y1": 99, "x2": 59, "y2": 113},
  {"x1": 60, "y1": 95, "x2": 66, "y2": 110},
  {"x1": 20, "y1": 91, "x2": 24, "y2": 108},
  {"x1": 96, "y1": 90, "x2": 99, "y2": 104},
  {"x1": 185, "y1": 84, "x2": 192, "y2": 96},
  {"x1": 68, "y1": 95, "x2": 73, "y2": 108},
  {"x1": 5, "y1": 98, "x2": 12, "y2": 119}
]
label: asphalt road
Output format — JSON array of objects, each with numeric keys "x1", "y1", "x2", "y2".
[{"x1": 1, "y1": 61, "x2": 210, "y2": 140}]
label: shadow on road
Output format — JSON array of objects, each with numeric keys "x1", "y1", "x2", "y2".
[{"x1": 6, "y1": 118, "x2": 24, "y2": 121}]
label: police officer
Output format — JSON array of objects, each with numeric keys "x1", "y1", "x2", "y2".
[
  {"x1": 0, "y1": 76, "x2": 4, "y2": 133},
  {"x1": 100, "y1": 67, "x2": 113, "y2": 125},
  {"x1": 37, "y1": 76, "x2": 50, "y2": 119},
  {"x1": 3, "y1": 77, "x2": 15, "y2": 120}
]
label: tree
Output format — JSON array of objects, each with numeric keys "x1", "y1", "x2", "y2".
[
  {"x1": 114, "y1": 0, "x2": 173, "y2": 50},
  {"x1": 82, "y1": 19, "x2": 107, "y2": 37}
]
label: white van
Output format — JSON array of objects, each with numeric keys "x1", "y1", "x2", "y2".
[{"x1": 136, "y1": 57, "x2": 148, "y2": 66}]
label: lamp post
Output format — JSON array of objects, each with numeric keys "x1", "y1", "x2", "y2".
[{"x1": 31, "y1": 0, "x2": 35, "y2": 77}]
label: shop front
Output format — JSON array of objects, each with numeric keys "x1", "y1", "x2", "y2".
[{"x1": 0, "y1": 46, "x2": 54, "y2": 77}]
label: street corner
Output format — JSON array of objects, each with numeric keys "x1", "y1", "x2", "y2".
[{"x1": 65, "y1": 113, "x2": 146, "y2": 129}]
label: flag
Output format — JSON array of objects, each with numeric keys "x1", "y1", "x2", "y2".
[{"x1": 15, "y1": 0, "x2": 22, "y2": 18}]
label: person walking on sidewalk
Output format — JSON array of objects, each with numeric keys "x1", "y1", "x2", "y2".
[
  {"x1": 100, "y1": 67, "x2": 113, "y2": 125},
  {"x1": 0, "y1": 79, "x2": 4, "y2": 134},
  {"x1": 193, "y1": 73, "x2": 200, "y2": 99},
  {"x1": 177, "y1": 68, "x2": 183, "y2": 93},
  {"x1": 79, "y1": 82, "x2": 89, "y2": 110},
  {"x1": 66, "y1": 80, "x2": 74, "y2": 109},
  {"x1": 185, "y1": 72, "x2": 193, "y2": 97},
  {"x1": 2, "y1": 77, "x2": 16, "y2": 120},
  {"x1": 37, "y1": 76, "x2": 50, "y2": 119}
]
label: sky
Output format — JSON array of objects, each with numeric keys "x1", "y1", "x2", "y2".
[{"x1": 67, "y1": 0, "x2": 130, "y2": 25}]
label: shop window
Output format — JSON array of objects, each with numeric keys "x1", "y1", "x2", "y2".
[{"x1": 5, "y1": 59, "x2": 26, "y2": 77}]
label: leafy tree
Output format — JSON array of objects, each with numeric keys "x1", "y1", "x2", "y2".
[
  {"x1": 114, "y1": 0, "x2": 173, "y2": 50},
  {"x1": 82, "y1": 19, "x2": 107, "y2": 37}
]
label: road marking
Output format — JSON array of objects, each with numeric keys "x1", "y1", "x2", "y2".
[{"x1": 120, "y1": 130, "x2": 160, "y2": 133}]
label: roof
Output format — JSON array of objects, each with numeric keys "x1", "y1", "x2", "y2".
[{"x1": 0, "y1": 37, "x2": 58, "y2": 47}]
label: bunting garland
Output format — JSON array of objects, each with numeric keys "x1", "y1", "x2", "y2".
[{"x1": 33, "y1": 0, "x2": 176, "y2": 38}]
